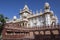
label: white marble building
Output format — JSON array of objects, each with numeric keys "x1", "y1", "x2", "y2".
[{"x1": 6, "y1": 2, "x2": 58, "y2": 27}]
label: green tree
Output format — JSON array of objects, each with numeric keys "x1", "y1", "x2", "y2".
[{"x1": 0, "y1": 14, "x2": 6, "y2": 35}]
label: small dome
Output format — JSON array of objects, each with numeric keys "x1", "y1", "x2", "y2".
[
  {"x1": 50, "y1": 11, "x2": 54, "y2": 14},
  {"x1": 13, "y1": 16, "x2": 17, "y2": 19},
  {"x1": 45, "y1": 2, "x2": 49, "y2": 7},
  {"x1": 55, "y1": 15, "x2": 58, "y2": 20},
  {"x1": 51, "y1": 11, "x2": 54, "y2": 13},
  {"x1": 44, "y1": 2, "x2": 50, "y2": 9},
  {"x1": 52, "y1": 16, "x2": 56, "y2": 20}
]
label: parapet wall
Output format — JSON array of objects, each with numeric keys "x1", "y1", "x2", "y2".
[{"x1": 2, "y1": 24, "x2": 60, "y2": 40}]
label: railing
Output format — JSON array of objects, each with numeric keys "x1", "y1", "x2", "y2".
[{"x1": 4, "y1": 24, "x2": 60, "y2": 32}]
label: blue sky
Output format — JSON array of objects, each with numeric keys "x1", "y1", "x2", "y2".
[{"x1": 0, "y1": 0, "x2": 60, "y2": 21}]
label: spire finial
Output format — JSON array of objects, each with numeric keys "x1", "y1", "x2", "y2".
[
  {"x1": 36, "y1": 10, "x2": 38, "y2": 14},
  {"x1": 23, "y1": 2, "x2": 29, "y2": 9},
  {"x1": 23, "y1": 4, "x2": 29, "y2": 10},
  {"x1": 40, "y1": 9, "x2": 42, "y2": 13},
  {"x1": 40, "y1": 9, "x2": 42, "y2": 12}
]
